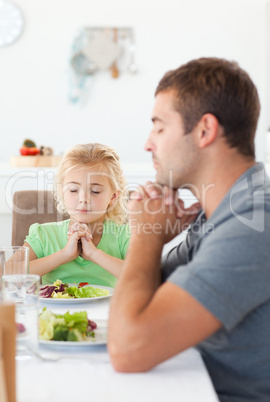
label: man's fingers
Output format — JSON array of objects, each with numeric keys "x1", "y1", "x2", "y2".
[
  {"x1": 175, "y1": 198, "x2": 186, "y2": 217},
  {"x1": 144, "y1": 181, "x2": 163, "y2": 199},
  {"x1": 130, "y1": 182, "x2": 176, "y2": 202},
  {"x1": 176, "y1": 202, "x2": 201, "y2": 218},
  {"x1": 129, "y1": 189, "x2": 144, "y2": 201},
  {"x1": 186, "y1": 202, "x2": 201, "y2": 213},
  {"x1": 163, "y1": 186, "x2": 177, "y2": 205}
]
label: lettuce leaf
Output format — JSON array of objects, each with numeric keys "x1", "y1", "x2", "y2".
[
  {"x1": 61, "y1": 310, "x2": 88, "y2": 333},
  {"x1": 39, "y1": 308, "x2": 96, "y2": 342},
  {"x1": 66, "y1": 286, "x2": 109, "y2": 299},
  {"x1": 39, "y1": 308, "x2": 65, "y2": 340}
]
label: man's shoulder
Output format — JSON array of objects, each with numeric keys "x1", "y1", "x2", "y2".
[{"x1": 206, "y1": 163, "x2": 270, "y2": 235}]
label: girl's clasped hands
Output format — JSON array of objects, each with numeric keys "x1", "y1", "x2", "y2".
[{"x1": 67, "y1": 221, "x2": 97, "y2": 261}]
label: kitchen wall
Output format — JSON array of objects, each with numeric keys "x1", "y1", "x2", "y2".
[{"x1": 0, "y1": 0, "x2": 269, "y2": 165}]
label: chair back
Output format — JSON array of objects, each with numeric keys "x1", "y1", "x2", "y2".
[{"x1": 12, "y1": 190, "x2": 69, "y2": 246}]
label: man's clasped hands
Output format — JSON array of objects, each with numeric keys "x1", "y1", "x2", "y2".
[{"x1": 128, "y1": 181, "x2": 201, "y2": 244}]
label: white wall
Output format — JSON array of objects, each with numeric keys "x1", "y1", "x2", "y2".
[{"x1": 0, "y1": 0, "x2": 269, "y2": 165}]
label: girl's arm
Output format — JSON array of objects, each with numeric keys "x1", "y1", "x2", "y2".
[
  {"x1": 24, "y1": 232, "x2": 82, "y2": 277},
  {"x1": 80, "y1": 236, "x2": 124, "y2": 278}
]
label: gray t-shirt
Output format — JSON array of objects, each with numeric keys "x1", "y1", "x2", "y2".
[{"x1": 162, "y1": 163, "x2": 270, "y2": 402}]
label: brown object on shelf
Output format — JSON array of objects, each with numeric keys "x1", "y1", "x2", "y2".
[
  {"x1": 111, "y1": 28, "x2": 119, "y2": 79},
  {"x1": 10, "y1": 155, "x2": 62, "y2": 167}
]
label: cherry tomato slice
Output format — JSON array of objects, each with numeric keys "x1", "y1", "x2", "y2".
[
  {"x1": 78, "y1": 282, "x2": 89, "y2": 288},
  {"x1": 27, "y1": 147, "x2": 40, "y2": 155},
  {"x1": 20, "y1": 147, "x2": 40, "y2": 156}
]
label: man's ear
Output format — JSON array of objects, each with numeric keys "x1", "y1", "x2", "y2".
[{"x1": 196, "y1": 113, "x2": 219, "y2": 149}]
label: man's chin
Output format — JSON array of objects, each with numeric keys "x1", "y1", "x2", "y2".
[
  {"x1": 155, "y1": 173, "x2": 169, "y2": 188},
  {"x1": 155, "y1": 173, "x2": 180, "y2": 191}
]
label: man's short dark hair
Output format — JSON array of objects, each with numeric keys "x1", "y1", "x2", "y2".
[{"x1": 155, "y1": 57, "x2": 260, "y2": 158}]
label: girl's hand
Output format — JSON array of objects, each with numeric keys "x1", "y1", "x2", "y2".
[
  {"x1": 68, "y1": 222, "x2": 92, "y2": 238},
  {"x1": 63, "y1": 232, "x2": 82, "y2": 261},
  {"x1": 80, "y1": 235, "x2": 98, "y2": 261},
  {"x1": 68, "y1": 222, "x2": 96, "y2": 261}
]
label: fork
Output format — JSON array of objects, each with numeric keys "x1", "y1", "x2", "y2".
[{"x1": 32, "y1": 349, "x2": 109, "y2": 364}]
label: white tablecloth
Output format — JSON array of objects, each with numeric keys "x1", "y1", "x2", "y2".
[{"x1": 17, "y1": 298, "x2": 219, "y2": 402}]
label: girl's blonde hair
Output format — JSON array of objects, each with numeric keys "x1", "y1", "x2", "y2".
[{"x1": 55, "y1": 143, "x2": 127, "y2": 225}]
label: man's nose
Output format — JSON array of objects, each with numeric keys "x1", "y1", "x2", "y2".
[{"x1": 144, "y1": 134, "x2": 154, "y2": 152}]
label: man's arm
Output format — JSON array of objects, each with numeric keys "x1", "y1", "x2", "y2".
[
  {"x1": 161, "y1": 209, "x2": 205, "y2": 281},
  {"x1": 108, "y1": 191, "x2": 221, "y2": 372}
]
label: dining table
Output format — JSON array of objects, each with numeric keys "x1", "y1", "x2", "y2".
[{"x1": 16, "y1": 294, "x2": 219, "y2": 402}]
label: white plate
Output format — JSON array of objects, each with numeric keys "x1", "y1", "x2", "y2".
[
  {"x1": 39, "y1": 319, "x2": 107, "y2": 346},
  {"x1": 40, "y1": 284, "x2": 114, "y2": 303}
]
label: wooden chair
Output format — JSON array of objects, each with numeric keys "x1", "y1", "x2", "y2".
[{"x1": 11, "y1": 190, "x2": 69, "y2": 246}]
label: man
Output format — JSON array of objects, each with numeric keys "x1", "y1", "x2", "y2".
[{"x1": 108, "y1": 58, "x2": 270, "y2": 402}]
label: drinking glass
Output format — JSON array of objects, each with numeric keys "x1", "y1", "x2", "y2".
[
  {"x1": 0, "y1": 246, "x2": 29, "y2": 276},
  {"x1": 2, "y1": 274, "x2": 40, "y2": 360}
]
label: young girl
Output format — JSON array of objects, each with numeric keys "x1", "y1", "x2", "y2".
[{"x1": 23, "y1": 143, "x2": 130, "y2": 287}]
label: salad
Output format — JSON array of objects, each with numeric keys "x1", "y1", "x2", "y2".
[
  {"x1": 39, "y1": 308, "x2": 97, "y2": 342},
  {"x1": 40, "y1": 279, "x2": 109, "y2": 299}
]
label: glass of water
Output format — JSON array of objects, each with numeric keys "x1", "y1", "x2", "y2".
[
  {"x1": 0, "y1": 246, "x2": 29, "y2": 300},
  {"x1": 0, "y1": 246, "x2": 29, "y2": 276},
  {"x1": 2, "y1": 274, "x2": 40, "y2": 360}
]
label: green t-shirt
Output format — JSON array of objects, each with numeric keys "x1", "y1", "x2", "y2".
[{"x1": 25, "y1": 220, "x2": 130, "y2": 287}]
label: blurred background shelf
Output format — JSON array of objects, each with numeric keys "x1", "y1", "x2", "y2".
[{"x1": 10, "y1": 155, "x2": 62, "y2": 168}]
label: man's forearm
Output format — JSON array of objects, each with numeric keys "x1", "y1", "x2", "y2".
[{"x1": 109, "y1": 233, "x2": 163, "y2": 318}]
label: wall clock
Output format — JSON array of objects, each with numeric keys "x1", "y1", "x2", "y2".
[{"x1": 0, "y1": 0, "x2": 24, "y2": 47}]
